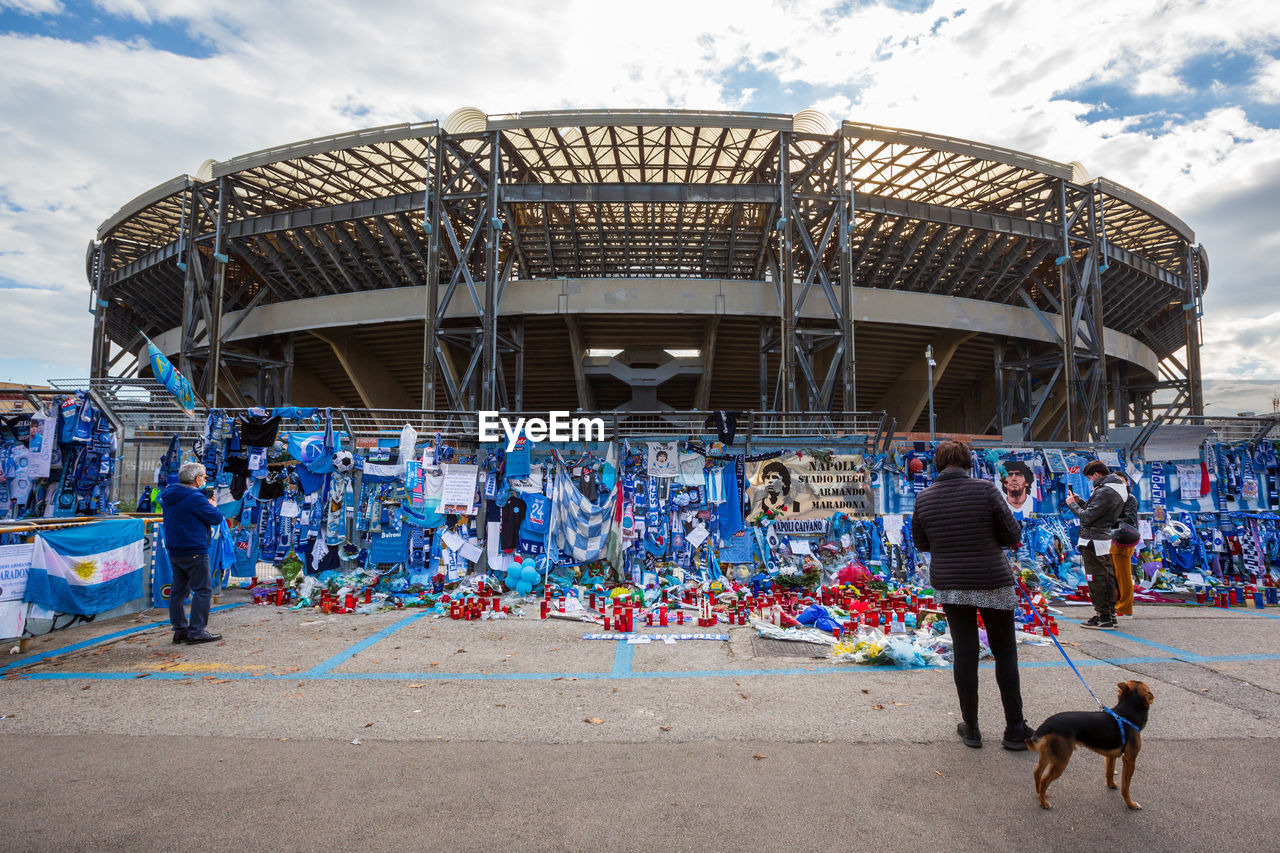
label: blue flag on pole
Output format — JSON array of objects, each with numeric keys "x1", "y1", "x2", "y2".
[{"x1": 144, "y1": 334, "x2": 197, "y2": 417}]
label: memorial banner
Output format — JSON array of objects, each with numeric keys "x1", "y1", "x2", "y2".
[
  {"x1": 439, "y1": 463, "x2": 479, "y2": 515},
  {"x1": 746, "y1": 453, "x2": 873, "y2": 521},
  {"x1": 0, "y1": 543, "x2": 33, "y2": 602}
]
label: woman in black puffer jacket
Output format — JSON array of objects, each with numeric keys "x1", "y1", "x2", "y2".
[{"x1": 912, "y1": 440, "x2": 1034, "y2": 750}]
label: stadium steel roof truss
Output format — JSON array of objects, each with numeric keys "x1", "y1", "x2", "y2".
[{"x1": 87, "y1": 111, "x2": 1205, "y2": 439}]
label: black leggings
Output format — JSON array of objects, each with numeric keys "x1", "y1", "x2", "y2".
[{"x1": 942, "y1": 604, "x2": 1024, "y2": 729}]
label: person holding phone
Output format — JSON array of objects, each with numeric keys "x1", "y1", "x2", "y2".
[
  {"x1": 1065, "y1": 461, "x2": 1129, "y2": 630},
  {"x1": 160, "y1": 462, "x2": 226, "y2": 645}
]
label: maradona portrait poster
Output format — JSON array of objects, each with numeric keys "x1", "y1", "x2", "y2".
[{"x1": 746, "y1": 453, "x2": 873, "y2": 521}]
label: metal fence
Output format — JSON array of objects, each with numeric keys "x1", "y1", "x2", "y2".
[
  {"x1": 116, "y1": 438, "x2": 174, "y2": 511},
  {"x1": 30, "y1": 376, "x2": 1280, "y2": 509},
  {"x1": 40, "y1": 380, "x2": 890, "y2": 445},
  {"x1": 47, "y1": 377, "x2": 205, "y2": 438},
  {"x1": 326, "y1": 409, "x2": 889, "y2": 445},
  {"x1": 105, "y1": 406, "x2": 890, "y2": 508}
]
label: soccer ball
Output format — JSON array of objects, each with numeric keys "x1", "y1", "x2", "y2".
[{"x1": 332, "y1": 450, "x2": 355, "y2": 474}]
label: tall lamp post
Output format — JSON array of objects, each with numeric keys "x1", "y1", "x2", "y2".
[{"x1": 926, "y1": 345, "x2": 937, "y2": 441}]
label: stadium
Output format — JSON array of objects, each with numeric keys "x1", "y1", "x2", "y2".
[{"x1": 87, "y1": 108, "x2": 1206, "y2": 441}]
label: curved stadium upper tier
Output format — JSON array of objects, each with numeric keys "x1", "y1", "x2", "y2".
[{"x1": 89, "y1": 109, "x2": 1203, "y2": 433}]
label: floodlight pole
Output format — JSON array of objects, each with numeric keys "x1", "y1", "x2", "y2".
[{"x1": 926, "y1": 345, "x2": 937, "y2": 441}]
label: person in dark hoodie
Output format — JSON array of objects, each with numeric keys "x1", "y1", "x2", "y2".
[
  {"x1": 912, "y1": 440, "x2": 1034, "y2": 751},
  {"x1": 161, "y1": 462, "x2": 225, "y2": 644},
  {"x1": 1065, "y1": 460, "x2": 1128, "y2": 630}
]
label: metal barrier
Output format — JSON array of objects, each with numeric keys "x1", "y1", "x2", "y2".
[{"x1": 52, "y1": 395, "x2": 890, "y2": 506}]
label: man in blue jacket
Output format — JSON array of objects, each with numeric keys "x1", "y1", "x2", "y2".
[{"x1": 161, "y1": 462, "x2": 225, "y2": 644}]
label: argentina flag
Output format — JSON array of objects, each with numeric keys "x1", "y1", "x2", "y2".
[{"x1": 24, "y1": 519, "x2": 147, "y2": 616}]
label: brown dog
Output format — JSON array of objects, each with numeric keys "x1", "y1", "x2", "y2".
[{"x1": 1027, "y1": 680, "x2": 1154, "y2": 810}]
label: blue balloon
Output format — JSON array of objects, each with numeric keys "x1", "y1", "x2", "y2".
[
  {"x1": 522, "y1": 564, "x2": 541, "y2": 583},
  {"x1": 516, "y1": 581, "x2": 533, "y2": 595}
]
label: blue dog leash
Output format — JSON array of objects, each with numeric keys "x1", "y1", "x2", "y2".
[{"x1": 1015, "y1": 581, "x2": 1142, "y2": 747}]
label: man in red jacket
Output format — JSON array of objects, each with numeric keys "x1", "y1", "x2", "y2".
[{"x1": 160, "y1": 462, "x2": 225, "y2": 644}]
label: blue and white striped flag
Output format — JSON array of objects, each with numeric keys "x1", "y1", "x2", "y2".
[
  {"x1": 24, "y1": 519, "x2": 147, "y2": 616},
  {"x1": 550, "y1": 453, "x2": 617, "y2": 565}
]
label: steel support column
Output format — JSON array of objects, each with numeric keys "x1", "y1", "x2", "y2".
[
  {"x1": 481, "y1": 132, "x2": 501, "y2": 411},
  {"x1": 431, "y1": 131, "x2": 514, "y2": 412},
  {"x1": 778, "y1": 135, "x2": 796, "y2": 411},
  {"x1": 837, "y1": 141, "x2": 856, "y2": 410},
  {"x1": 88, "y1": 241, "x2": 109, "y2": 379},
  {"x1": 1184, "y1": 244, "x2": 1206, "y2": 416},
  {"x1": 281, "y1": 332, "x2": 294, "y2": 404},
  {"x1": 1054, "y1": 180, "x2": 1109, "y2": 441},
  {"x1": 759, "y1": 323, "x2": 770, "y2": 412},
  {"x1": 513, "y1": 316, "x2": 524, "y2": 411},
  {"x1": 423, "y1": 139, "x2": 442, "y2": 408},
  {"x1": 779, "y1": 132, "x2": 844, "y2": 413},
  {"x1": 178, "y1": 182, "x2": 197, "y2": 383},
  {"x1": 209, "y1": 177, "x2": 228, "y2": 409}
]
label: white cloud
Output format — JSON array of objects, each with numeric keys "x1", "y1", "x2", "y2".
[
  {"x1": 1252, "y1": 57, "x2": 1280, "y2": 103},
  {"x1": 0, "y1": 0, "x2": 1279, "y2": 384},
  {"x1": 1201, "y1": 311, "x2": 1280, "y2": 380},
  {"x1": 1201, "y1": 379, "x2": 1280, "y2": 416},
  {"x1": 0, "y1": 0, "x2": 63, "y2": 15}
]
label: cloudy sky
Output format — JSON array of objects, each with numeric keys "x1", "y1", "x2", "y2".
[{"x1": 0, "y1": 0, "x2": 1277, "y2": 407}]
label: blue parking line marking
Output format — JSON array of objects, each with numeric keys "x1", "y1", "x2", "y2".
[
  {"x1": 1181, "y1": 599, "x2": 1280, "y2": 620},
  {"x1": 1216, "y1": 606, "x2": 1280, "y2": 621},
  {"x1": 7, "y1": 600, "x2": 1276, "y2": 683},
  {"x1": 1189, "y1": 653, "x2": 1280, "y2": 663},
  {"x1": 1056, "y1": 615, "x2": 1203, "y2": 658},
  {"x1": 304, "y1": 610, "x2": 429, "y2": 675},
  {"x1": 315, "y1": 671, "x2": 617, "y2": 681},
  {"x1": 1014, "y1": 655, "x2": 1173, "y2": 669},
  {"x1": 0, "y1": 603, "x2": 245, "y2": 676},
  {"x1": 611, "y1": 641, "x2": 634, "y2": 676}
]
